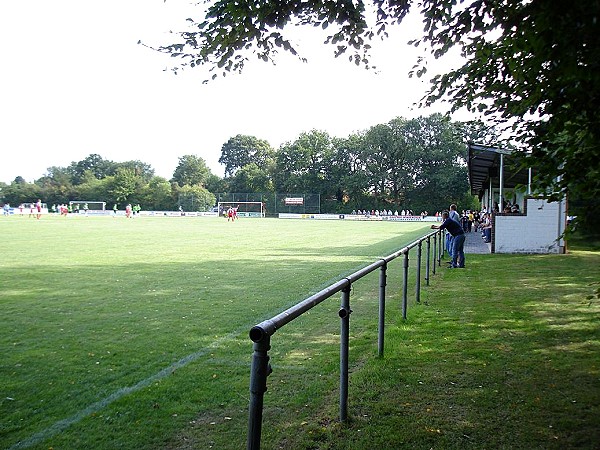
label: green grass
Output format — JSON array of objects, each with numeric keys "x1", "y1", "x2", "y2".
[
  {"x1": 0, "y1": 215, "x2": 429, "y2": 449},
  {"x1": 2, "y1": 216, "x2": 599, "y2": 449},
  {"x1": 261, "y1": 251, "x2": 600, "y2": 450}
]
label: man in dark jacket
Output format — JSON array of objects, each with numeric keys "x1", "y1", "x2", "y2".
[{"x1": 431, "y1": 211, "x2": 466, "y2": 268}]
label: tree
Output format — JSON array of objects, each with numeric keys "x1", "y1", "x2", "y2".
[
  {"x1": 362, "y1": 119, "x2": 414, "y2": 207},
  {"x1": 176, "y1": 184, "x2": 216, "y2": 212},
  {"x1": 205, "y1": 173, "x2": 228, "y2": 194},
  {"x1": 457, "y1": 120, "x2": 505, "y2": 148},
  {"x1": 158, "y1": 0, "x2": 600, "y2": 224},
  {"x1": 35, "y1": 166, "x2": 74, "y2": 205},
  {"x1": 155, "y1": 0, "x2": 409, "y2": 78},
  {"x1": 219, "y1": 135, "x2": 274, "y2": 177},
  {"x1": 139, "y1": 176, "x2": 174, "y2": 211},
  {"x1": 69, "y1": 170, "x2": 106, "y2": 202},
  {"x1": 329, "y1": 134, "x2": 371, "y2": 209},
  {"x1": 274, "y1": 130, "x2": 332, "y2": 193},
  {"x1": 171, "y1": 155, "x2": 211, "y2": 187},
  {"x1": 362, "y1": 124, "x2": 394, "y2": 202},
  {"x1": 400, "y1": 115, "x2": 474, "y2": 213},
  {"x1": 114, "y1": 160, "x2": 155, "y2": 181},
  {"x1": 1, "y1": 179, "x2": 41, "y2": 206},
  {"x1": 227, "y1": 163, "x2": 274, "y2": 193},
  {"x1": 107, "y1": 168, "x2": 139, "y2": 203},
  {"x1": 67, "y1": 154, "x2": 113, "y2": 184},
  {"x1": 413, "y1": 1, "x2": 600, "y2": 209}
]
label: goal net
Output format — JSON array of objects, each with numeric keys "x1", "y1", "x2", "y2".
[
  {"x1": 217, "y1": 202, "x2": 264, "y2": 218},
  {"x1": 69, "y1": 201, "x2": 106, "y2": 211}
]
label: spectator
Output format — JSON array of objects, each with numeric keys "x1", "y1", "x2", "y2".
[
  {"x1": 447, "y1": 204, "x2": 461, "y2": 256},
  {"x1": 431, "y1": 211, "x2": 466, "y2": 268},
  {"x1": 481, "y1": 213, "x2": 493, "y2": 243},
  {"x1": 461, "y1": 213, "x2": 469, "y2": 232}
]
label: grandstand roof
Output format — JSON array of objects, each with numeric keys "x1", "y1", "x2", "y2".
[{"x1": 467, "y1": 143, "x2": 533, "y2": 198}]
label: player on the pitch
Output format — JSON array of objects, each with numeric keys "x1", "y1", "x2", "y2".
[{"x1": 226, "y1": 206, "x2": 239, "y2": 222}]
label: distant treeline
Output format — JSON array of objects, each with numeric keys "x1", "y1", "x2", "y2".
[{"x1": 1, "y1": 114, "x2": 500, "y2": 213}]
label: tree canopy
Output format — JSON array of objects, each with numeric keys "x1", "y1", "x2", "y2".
[
  {"x1": 171, "y1": 154, "x2": 212, "y2": 187},
  {"x1": 214, "y1": 114, "x2": 478, "y2": 213},
  {"x1": 158, "y1": 0, "x2": 600, "y2": 220},
  {"x1": 0, "y1": 114, "x2": 480, "y2": 214},
  {"x1": 218, "y1": 134, "x2": 274, "y2": 177}
]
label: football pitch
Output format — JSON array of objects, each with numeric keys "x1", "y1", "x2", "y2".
[{"x1": 1, "y1": 215, "x2": 431, "y2": 449}]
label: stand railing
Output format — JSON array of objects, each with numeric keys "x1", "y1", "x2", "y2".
[{"x1": 247, "y1": 229, "x2": 445, "y2": 449}]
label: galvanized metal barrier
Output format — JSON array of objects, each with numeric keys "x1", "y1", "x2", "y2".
[{"x1": 247, "y1": 229, "x2": 445, "y2": 449}]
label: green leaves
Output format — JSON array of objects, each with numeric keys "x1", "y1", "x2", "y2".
[
  {"x1": 155, "y1": 0, "x2": 408, "y2": 79},
  {"x1": 171, "y1": 154, "x2": 212, "y2": 187},
  {"x1": 145, "y1": 1, "x2": 600, "y2": 225},
  {"x1": 218, "y1": 134, "x2": 275, "y2": 178}
]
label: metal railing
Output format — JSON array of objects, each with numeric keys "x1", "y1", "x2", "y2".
[{"x1": 247, "y1": 229, "x2": 445, "y2": 449}]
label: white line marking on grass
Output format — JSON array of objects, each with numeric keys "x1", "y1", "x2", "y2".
[
  {"x1": 9, "y1": 333, "x2": 239, "y2": 450},
  {"x1": 10, "y1": 260, "x2": 378, "y2": 450}
]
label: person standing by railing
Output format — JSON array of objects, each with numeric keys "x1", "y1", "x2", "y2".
[
  {"x1": 431, "y1": 211, "x2": 466, "y2": 268},
  {"x1": 446, "y1": 204, "x2": 461, "y2": 259}
]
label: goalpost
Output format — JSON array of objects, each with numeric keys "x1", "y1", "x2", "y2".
[
  {"x1": 68, "y1": 201, "x2": 106, "y2": 211},
  {"x1": 217, "y1": 201, "x2": 264, "y2": 218}
]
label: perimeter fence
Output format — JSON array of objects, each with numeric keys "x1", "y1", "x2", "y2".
[
  {"x1": 214, "y1": 193, "x2": 321, "y2": 215},
  {"x1": 247, "y1": 228, "x2": 446, "y2": 449}
]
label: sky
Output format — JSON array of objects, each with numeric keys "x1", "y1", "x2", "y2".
[{"x1": 0, "y1": 0, "x2": 471, "y2": 184}]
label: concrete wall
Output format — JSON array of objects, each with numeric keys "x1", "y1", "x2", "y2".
[{"x1": 494, "y1": 198, "x2": 566, "y2": 254}]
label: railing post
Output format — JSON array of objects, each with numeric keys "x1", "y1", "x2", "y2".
[
  {"x1": 442, "y1": 230, "x2": 446, "y2": 261},
  {"x1": 438, "y1": 230, "x2": 443, "y2": 266},
  {"x1": 402, "y1": 251, "x2": 409, "y2": 320},
  {"x1": 415, "y1": 241, "x2": 422, "y2": 303},
  {"x1": 425, "y1": 236, "x2": 431, "y2": 286},
  {"x1": 247, "y1": 334, "x2": 272, "y2": 450},
  {"x1": 378, "y1": 261, "x2": 387, "y2": 358},
  {"x1": 432, "y1": 234, "x2": 437, "y2": 275},
  {"x1": 247, "y1": 231, "x2": 440, "y2": 447},
  {"x1": 339, "y1": 284, "x2": 352, "y2": 422}
]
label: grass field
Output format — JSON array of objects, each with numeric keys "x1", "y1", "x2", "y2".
[
  {"x1": 1, "y1": 215, "x2": 432, "y2": 449},
  {"x1": 2, "y1": 215, "x2": 599, "y2": 449}
]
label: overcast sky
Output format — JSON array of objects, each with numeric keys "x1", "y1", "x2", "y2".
[{"x1": 0, "y1": 0, "x2": 471, "y2": 184}]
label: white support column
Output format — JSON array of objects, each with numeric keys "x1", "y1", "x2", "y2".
[
  {"x1": 489, "y1": 178, "x2": 493, "y2": 212},
  {"x1": 499, "y1": 154, "x2": 504, "y2": 211}
]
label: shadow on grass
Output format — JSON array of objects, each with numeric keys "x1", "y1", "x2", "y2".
[
  {"x1": 261, "y1": 251, "x2": 600, "y2": 450},
  {"x1": 1, "y1": 235, "x2": 423, "y2": 450}
]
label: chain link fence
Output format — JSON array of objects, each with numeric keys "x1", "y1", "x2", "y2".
[{"x1": 214, "y1": 193, "x2": 320, "y2": 216}]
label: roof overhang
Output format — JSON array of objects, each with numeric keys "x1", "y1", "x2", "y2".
[{"x1": 468, "y1": 143, "x2": 531, "y2": 198}]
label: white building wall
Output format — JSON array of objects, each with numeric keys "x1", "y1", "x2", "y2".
[{"x1": 495, "y1": 198, "x2": 566, "y2": 254}]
